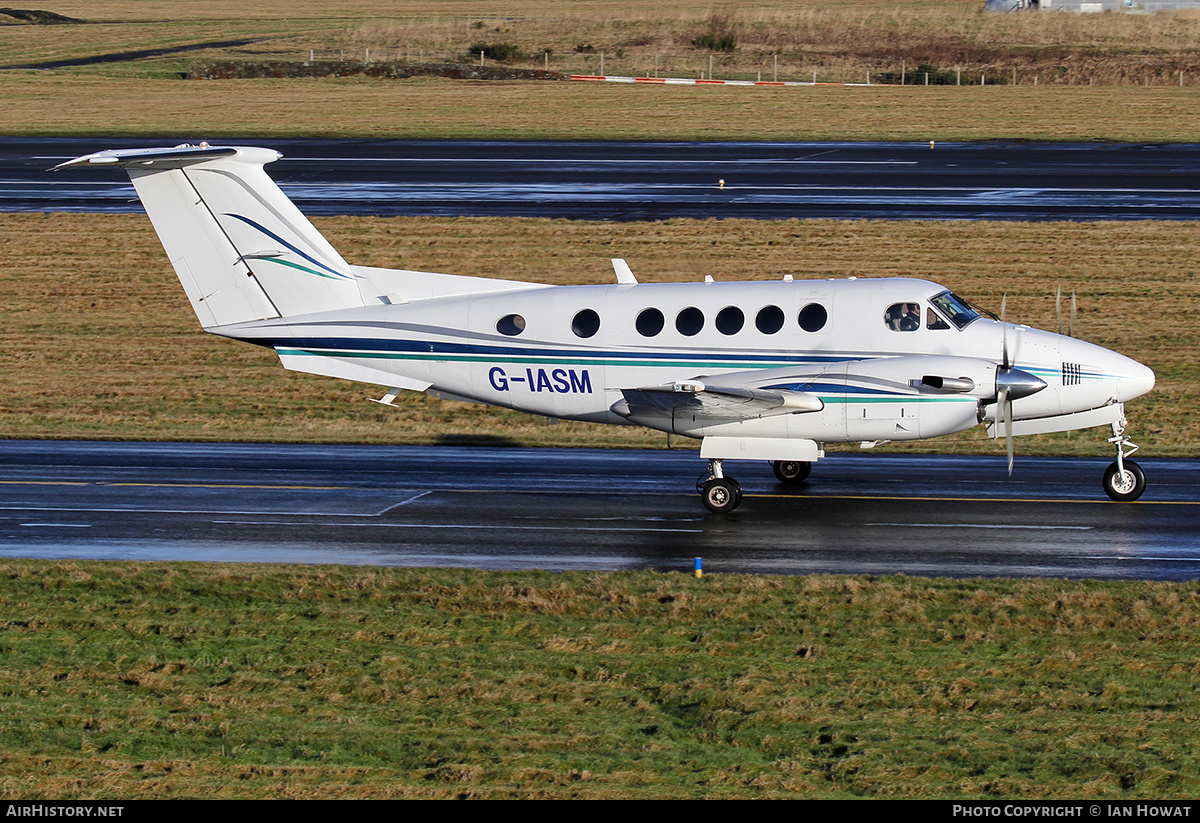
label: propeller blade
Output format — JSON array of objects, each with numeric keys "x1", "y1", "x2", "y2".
[
  {"x1": 1002, "y1": 387, "x2": 1014, "y2": 476},
  {"x1": 1070, "y1": 290, "x2": 1077, "y2": 338},
  {"x1": 1056, "y1": 285, "x2": 1063, "y2": 336},
  {"x1": 1000, "y1": 293, "x2": 1009, "y2": 369},
  {"x1": 992, "y1": 366, "x2": 1046, "y2": 477}
]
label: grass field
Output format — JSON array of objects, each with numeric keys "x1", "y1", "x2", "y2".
[{"x1": 2, "y1": 560, "x2": 1199, "y2": 799}]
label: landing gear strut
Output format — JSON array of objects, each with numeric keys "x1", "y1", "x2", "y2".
[
  {"x1": 698, "y1": 458, "x2": 742, "y2": 513},
  {"x1": 1103, "y1": 417, "x2": 1146, "y2": 502}
]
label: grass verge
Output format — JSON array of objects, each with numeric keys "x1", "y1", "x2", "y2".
[{"x1": 1, "y1": 560, "x2": 1198, "y2": 798}]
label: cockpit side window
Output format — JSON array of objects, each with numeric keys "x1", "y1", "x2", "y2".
[
  {"x1": 929, "y1": 291, "x2": 980, "y2": 330},
  {"x1": 885, "y1": 302, "x2": 921, "y2": 332},
  {"x1": 926, "y1": 307, "x2": 950, "y2": 330}
]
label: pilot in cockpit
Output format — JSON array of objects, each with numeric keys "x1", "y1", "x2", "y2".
[{"x1": 886, "y1": 302, "x2": 922, "y2": 332}]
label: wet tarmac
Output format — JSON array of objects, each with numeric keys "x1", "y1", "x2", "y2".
[
  {"x1": 3, "y1": 441, "x2": 1197, "y2": 580},
  {"x1": 15, "y1": 137, "x2": 1200, "y2": 220}
]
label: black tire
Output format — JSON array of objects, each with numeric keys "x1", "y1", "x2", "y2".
[
  {"x1": 701, "y1": 478, "x2": 742, "y2": 514},
  {"x1": 772, "y1": 460, "x2": 811, "y2": 484},
  {"x1": 1103, "y1": 460, "x2": 1146, "y2": 502}
]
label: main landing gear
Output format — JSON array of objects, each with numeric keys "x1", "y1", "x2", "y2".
[
  {"x1": 698, "y1": 459, "x2": 813, "y2": 513},
  {"x1": 1102, "y1": 418, "x2": 1146, "y2": 502},
  {"x1": 698, "y1": 459, "x2": 742, "y2": 514},
  {"x1": 772, "y1": 459, "x2": 811, "y2": 485}
]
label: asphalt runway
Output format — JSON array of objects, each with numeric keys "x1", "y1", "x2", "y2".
[
  {"x1": 13, "y1": 136, "x2": 1200, "y2": 220},
  {"x1": 3, "y1": 440, "x2": 1197, "y2": 579}
]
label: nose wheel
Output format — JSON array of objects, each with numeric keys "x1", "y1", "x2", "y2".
[
  {"x1": 1103, "y1": 417, "x2": 1146, "y2": 502},
  {"x1": 1103, "y1": 460, "x2": 1145, "y2": 502}
]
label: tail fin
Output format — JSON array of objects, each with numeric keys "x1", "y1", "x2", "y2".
[{"x1": 56, "y1": 144, "x2": 364, "y2": 328}]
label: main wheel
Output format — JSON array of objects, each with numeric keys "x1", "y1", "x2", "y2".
[
  {"x1": 701, "y1": 477, "x2": 742, "y2": 514},
  {"x1": 772, "y1": 460, "x2": 811, "y2": 485},
  {"x1": 1103, "y1": 460, "x2": 1146, "y2": 502}
]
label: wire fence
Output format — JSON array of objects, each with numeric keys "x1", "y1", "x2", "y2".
[{"x1": 298, "y1": 48, "x2": 1199, "y2": 87}]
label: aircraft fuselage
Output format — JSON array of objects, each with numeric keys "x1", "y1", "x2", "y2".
[{"x1": 219, "y1": 276, "x2": 1152, "y2": 445}]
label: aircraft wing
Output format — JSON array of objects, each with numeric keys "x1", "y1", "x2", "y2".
[{"x1": 610, "y1": 354, "x2": 1005, "y2": 431}]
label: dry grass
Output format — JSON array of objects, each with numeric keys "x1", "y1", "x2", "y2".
[
  {"x1": 11, "y1": 1, "x2": 1200, "y2": 84},
  {"x1": 5, "y1": 2, "x2": 1200, "y2": 141},
  {"x1": 7, "y1": 72, "x2": 1200, "y2": 142},
  {"x1": 3, "y1": 212, "x2": 1194, "y2": 456}
]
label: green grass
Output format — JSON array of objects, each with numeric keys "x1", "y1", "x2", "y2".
[{"x1": 2, "y1": 560, "x2": 1198, "y2": 798}]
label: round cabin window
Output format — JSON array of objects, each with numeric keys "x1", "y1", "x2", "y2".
[
  {"x1": 572, "y1": 308, "x2": 601, "y2": 338},
  {"x1": 798, "y1": 303, "x2": 828, "y2": 333},
  {"x1": 496, "y1": 314, "x2": 526, "y2": 336}
]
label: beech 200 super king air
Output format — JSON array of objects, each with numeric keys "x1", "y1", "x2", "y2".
[{"x1": 57, "y1": 144, "x2": 1156, "y2": 513}]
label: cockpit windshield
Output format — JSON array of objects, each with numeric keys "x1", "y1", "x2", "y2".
[{"x1": 929, "y1": 291, "x2": 980, "y2": 330}]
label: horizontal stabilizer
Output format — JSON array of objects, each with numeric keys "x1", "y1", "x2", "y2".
[
  {"x1": 53, "y1": 145, "x2": 240, "y2": 171},
  {"x1": 277, "y1": 350, "x2": 431, "y2": 392}
]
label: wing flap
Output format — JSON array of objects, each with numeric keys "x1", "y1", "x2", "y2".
[{"x1": 612, "y1": 379, "x2": 822, "y2": 422}]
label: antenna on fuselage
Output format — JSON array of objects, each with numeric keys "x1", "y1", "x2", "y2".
[{"x1": 612, "y1": 258, "x2": 637, "y2": 285}]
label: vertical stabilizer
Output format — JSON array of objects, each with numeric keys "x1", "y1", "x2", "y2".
[{"x1": 56, "y1": 145, "x2": 364, "y2": 327}]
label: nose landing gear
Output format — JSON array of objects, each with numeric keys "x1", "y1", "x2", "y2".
[{"x1": 1103, "y1": 417, "x2": 1146, "y2": 502}]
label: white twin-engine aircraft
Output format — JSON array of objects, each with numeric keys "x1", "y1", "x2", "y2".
[{"x1": 58, "y1": 144, "x2": 1156, "y2": 513}]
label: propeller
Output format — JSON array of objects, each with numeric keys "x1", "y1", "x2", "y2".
[
  {"x1": 994, "y1": 294, "x2": 1047, "y2": 476},
  {"x1": 1055, "y1": 286, "x2": 1077, "y2": 337}
]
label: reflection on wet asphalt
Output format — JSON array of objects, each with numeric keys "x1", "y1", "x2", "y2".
[
  {"x1": 3, "y1": 441, "x2": 1199, "y2": 579},
  {"x1": 13, "y1": 137, "x2": 1200, "y2": 220}
]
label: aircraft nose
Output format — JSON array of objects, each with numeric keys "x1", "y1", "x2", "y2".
[{"x1": 1118, "y1": 358, "x2": 1155, "y2": 401}]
